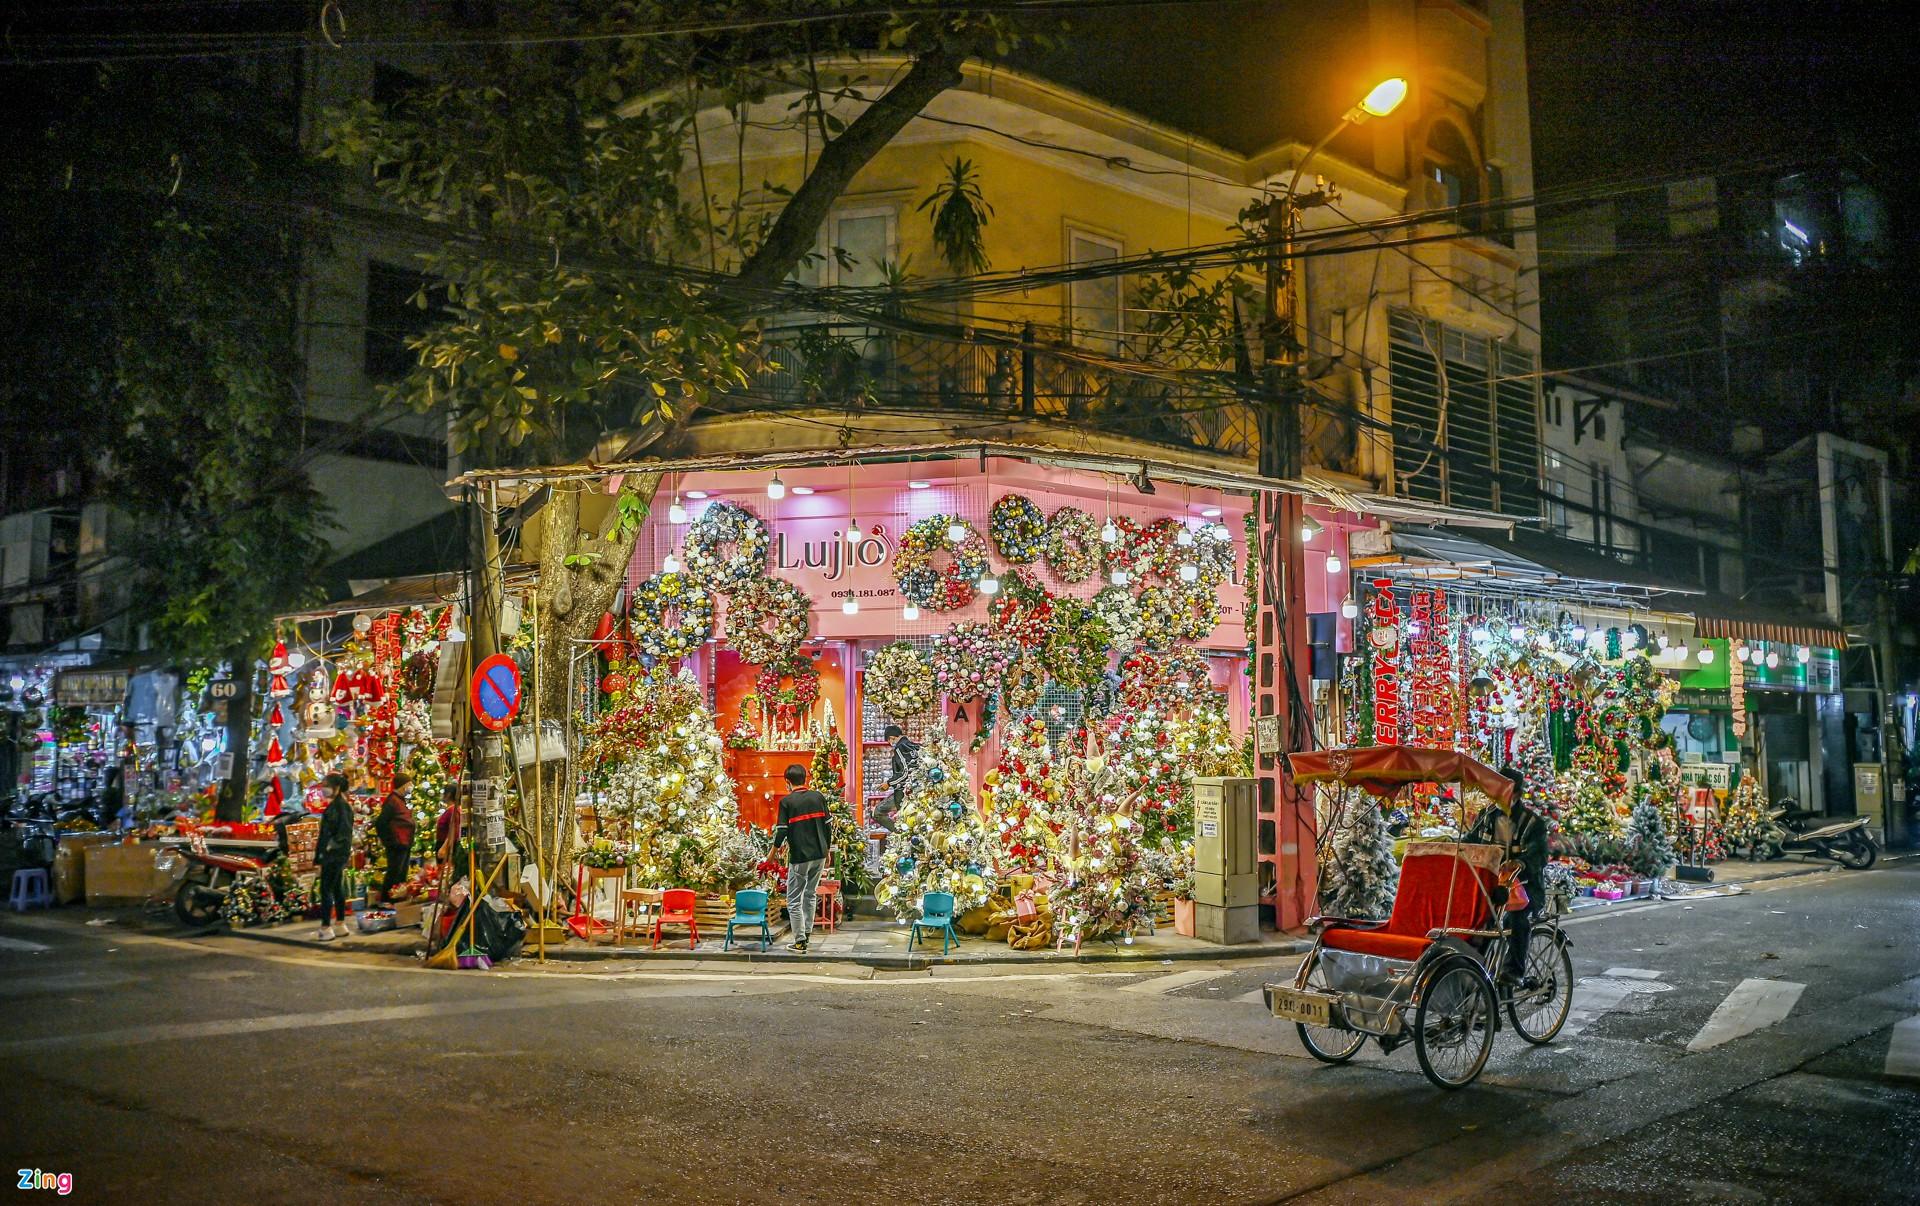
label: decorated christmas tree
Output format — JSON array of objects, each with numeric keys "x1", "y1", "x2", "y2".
[
  {"x1": 590, "y1": 667, "x2": 737, "y2": 885},
  {"x1": 1722, "y1": 780, "x2": 1769, "y2": 855},
  {"x1": 876, "y1": 735, "x2": 994, "y2": 920},
  {"x1": 809, "y1": 725, "x2": 872, "y2": 897},
  {"x1": 983, "y1": 717, "x2": 1065, "y2": 876},
  {"x1": 1320, "y1": 797, "x2": 1399, "y2": 920},
  {"x1": 1508, "y1": 738, "x2": 1558, "y2": 826},
  {"x1": 1051, "y1": 752, "x2": 1162, "y2": 942},
  {"x1": 1624, "y1": 795, "x2": 1675, "y2": 879}
]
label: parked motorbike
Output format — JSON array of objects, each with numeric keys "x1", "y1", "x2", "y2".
[
  {"x1": 1759, "y1": 802, "x2": 1879, "y2": 869},
  {"x1": 172, "y1": 842, "x2": 273, "y2": 927}
]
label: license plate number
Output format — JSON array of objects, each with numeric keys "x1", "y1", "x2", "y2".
[{"x1": 1270, "y1": 987, "x2": 1334, "y2": 1026}]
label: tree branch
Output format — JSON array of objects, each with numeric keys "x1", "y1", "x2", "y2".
[{"x1": 734, "y1": 44, "x2": 966, "y2": 292}]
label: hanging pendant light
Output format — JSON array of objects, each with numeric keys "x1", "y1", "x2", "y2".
[
  {"x1": 1340, "y1": 595, "x2": 1358, "y2": 620},
  {"x1": 767, "y1": 473, "x2": 786, "y2": 500}
]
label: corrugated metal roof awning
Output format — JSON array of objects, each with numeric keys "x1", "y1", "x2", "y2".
[
  {"x1": 1363, "y1": 525, "x2": 1701, "y2": 603},
  {"x1": 1692, "y1": 597, "x2": 1850, "y2": 649}
]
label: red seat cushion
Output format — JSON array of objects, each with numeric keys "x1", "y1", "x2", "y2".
[{"x1": 1321, "y1": 927, "x2": 1433, "y2": 961}]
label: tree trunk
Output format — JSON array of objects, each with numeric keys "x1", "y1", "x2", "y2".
[{"x1": 216, "y1": 641, "x2": 256, "y2": 821}]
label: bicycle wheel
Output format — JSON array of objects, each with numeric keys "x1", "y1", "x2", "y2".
[
  {"x1": 1295, "y1": 953, "x2": 1364, "y2": 1064},
  {"x1": 1505, "y1": 930, "x2": 1573, "y2": 1044},
  {"x1": 1413, "y1": 959, "x2": 1496, "y2": 1090}
]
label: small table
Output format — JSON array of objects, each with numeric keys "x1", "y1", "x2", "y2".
[
  {"x1": 569, "y1": 866, "x2": 626, "y2": 943},
  {"x1": 616, "y1": 887, "x2": 665, "y2": 946}
]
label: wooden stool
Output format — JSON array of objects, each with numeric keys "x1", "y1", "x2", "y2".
[
  {"x1": 813, "y1": 879, "x2": 841, "y2": 933},
  {"x1": 616, "y1": 887, "x2": 664, "y2": 946},
  {"x1": 569, "y1": 866, "x2": 626, "y2": 944}
]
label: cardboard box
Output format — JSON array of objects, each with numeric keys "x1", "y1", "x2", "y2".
[{"x1": 83, "y1": 842, "x2": 169, "y2": 906}]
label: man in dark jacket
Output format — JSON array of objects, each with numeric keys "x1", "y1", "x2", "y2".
[
  {"x1": 315, "y1": 773, "x2": 356, "y2": 942},
  {"x1": 771, "y1": 764, "x2": 831, "y2": 954},
  {"x1": 1466, "y1": 767, "x2": 1550, "y2": 985},
  {"x1": 878, "y1": 724, "x2": 921, "y2": 833}
]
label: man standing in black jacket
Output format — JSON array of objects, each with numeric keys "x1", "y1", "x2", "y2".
[{"x1": 771, "y1": 764, "x2": 831, "y2": 954}]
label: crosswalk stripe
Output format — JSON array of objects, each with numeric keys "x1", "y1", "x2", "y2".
[
  {"x1": 1686, "y1": 978, "x2": 1806, "y2": 1052},
  {"x1": 1884, "y1": 1015, "x2": 1920, "y2": 1079},
  {"x1": 0, "y1": 935, "x2": 51, "y2": 953},
  {"x1": 1120, "y1": 969, "x2": 1231, "y2": 995},
  {"x1": 1604, "y1": 967, "x2": 1663, "y2": 979},
  {"x1": 1564, "y1": 979, "x2": 1637, "y2": 1037},
  {"x1": 1233, "y1": 988, "x2": 1266, "y2": 1005}
]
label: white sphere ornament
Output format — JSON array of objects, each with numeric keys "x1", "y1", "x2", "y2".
[{"x1": 353, "y1": 614, "x2": 373, "y2": 634}]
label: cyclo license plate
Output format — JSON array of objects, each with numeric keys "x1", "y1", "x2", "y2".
[{"x1": 1270, "y1": 987, "x2": 1335, "y2": 1026}]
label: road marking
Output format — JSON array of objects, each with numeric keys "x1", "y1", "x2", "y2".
[
  {"x1": 1687, "y1": 978, "x2": 1806, "y2": 1052},
  {"x1": 1119, "y1": 969, "x2": 1231, "y2": 995},
  {"x1": 1564, "y1": 972, "x2": 1674, "y2": 1038},
  {"x1": 0, "y1": 935, "x2": 51, "y2": 952},
  {"x1": 1883, "y1": 1015, "x2": 1920, "y2": 1079},
  {"x1": 1233, "y1": 988, "x2": 1267, "y2": 1005}
]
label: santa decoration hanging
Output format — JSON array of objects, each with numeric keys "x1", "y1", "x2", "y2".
[{"x1": 268, "y1": 640, "x2": 292, "y2": 697}]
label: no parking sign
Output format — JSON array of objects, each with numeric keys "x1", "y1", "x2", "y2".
[{"x1": 470, "y1": 654, "x2": 523, "y2": 732}]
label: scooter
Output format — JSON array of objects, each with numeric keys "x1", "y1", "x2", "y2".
[
  {"x1": 172, "y1": 842, "x2": 274, "y2": 927},
  {"x1": 1759, "y1": 802, "x2": 1879, "y2": 870}
]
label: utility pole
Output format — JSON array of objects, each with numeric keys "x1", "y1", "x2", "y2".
[{"x1": 1250, "y1": 77, "x2": 1406, "y2": 930}]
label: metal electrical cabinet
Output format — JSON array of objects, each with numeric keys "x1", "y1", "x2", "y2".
[{"x1": 1192, "y1": 777, "x2": 1259, "y2": 944}]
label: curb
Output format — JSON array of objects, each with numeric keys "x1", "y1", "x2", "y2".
[{"x1": 216, "y1": 921, "x2": 1309, "y2": 970}]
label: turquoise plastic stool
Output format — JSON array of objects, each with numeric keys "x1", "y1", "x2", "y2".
[
  {"x1": 725, "y1": 888, "x2": 771, "y2": 952},
  {"x1": 908, "y1": 890, "x2": 959, "y2": 955},
  {"x1": 9, "y1": 868, "x2": 52, "y2": 912}
]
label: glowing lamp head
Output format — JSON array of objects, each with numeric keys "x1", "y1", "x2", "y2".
[
  {"x1": 979, "y1": 575, "x2": 1001, "y2": 596},
  {"x1": 1341, "y1": 595, "x2": 1359, "y2": 620},
  {"x1": 1356, "y1": 76, "x2": 1408, "y2": 119},
  {"x1": 946, "y1": 522, "x2": 967, "y2": 544},
  {"x1": 841, "y1": 597, "x2": 859, "y2": 615},
  {"x1": 662, "y1": 553, "x2": 681, "y2": 574},
  {"x1": 1178, "y1": 563, "x2": 1199, "y2": 583},
  {"x1": 668, "y1": 498, "x2": 688, "y2": 524},
  {"x1": 846, "y1": 522, "x2": 862, "y2": 544},
  {"x1": 1507, "y1": 624, "x2": 1526, "y2": 641},
  {"x1": 1110, "y1": 569, "x2": 1129, "y2": 587},
  {"x1": 1324, "y1": 553, "x2": 1342, "y2": 574},
  {"x1": 1765, "y1": 651, "x2": 1780, "y2": 669},
  {"x1": 1697, "y1": 646, "x2": 1715, "y2": 664},
  {"x1": 1796, "y1": 645, "x2": 1812, "y2": 664},
  {"x1": 902, "y1": 603, "x2": 919, "y2": 622},
  {"x1": 1100, "y1": 519, "x2": 1119, "y2": 544},
  {"x1": 766, "y1": 474, "x2": 786, "y2": 500}
]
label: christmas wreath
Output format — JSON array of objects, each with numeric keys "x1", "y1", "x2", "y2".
[
  {"x1": 399, "y1": 651, "x2": 437, "y2": 700},
  {"x1": 1091, "y1": 584, "x2": 1141, "y2": 645},
  {"x1": 989, "y1": 495, "x2": 1047, "y2": 564},
  {"x1": 756, "y1": 653, "x2": 821, "y2": 728},
  {"x1": 684, "y1": 500, "x2": 771, "y2": 586},
  {"x1": 865, "y1": 642, "x2": 935, "y2": 716},
  {"x1": 930, "y1": 621, "x2": 1015, "y2": 702},
  {"x1": 894, "y1": 514, "x2": 990, "y2": 610},
  {"x1": 1136, "y1": 582, "x2": 1218, "y2": 647},
  {"x1": 722, "y1": 575, "x2": 811, "y2": 664},
  {"x1": 1141, "y1": 518, "x2": 1187, "y2": 580},
  {"x1": 1190, "y1": 523, "x2": 1235, "y2": 586},
  {"x1": 989, "y1": 569, "x2": 1058, "y2": 651},
  {"x1": 1119, "y1": 647, "x2": 1213, "y2": 712},
  {"x1": 630, "y1": 571, "x2": 715, "y2": 659},
  {"x1": 1042, "y1": 600, "x2": 1114, "y2": 689},
  {"x1": 1002, "y1": 652, "x2": 1047, "y2": 710},
  {"x1": 1044, "y1": 505, "x2": 1100, "y2": 583},
  {"x1": 1102, "y1": 516, "x2": 1158, "y2": 578}
]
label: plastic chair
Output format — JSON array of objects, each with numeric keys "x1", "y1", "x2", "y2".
[
  {"x1": 814, "y1": 879, "x2": 841, "y2": 934},
  {"x1": 907, "y1": 890, "x2": 959, "y2": 955},
  {"x1": 652, "y1": 888, "x2": 699, "y2": 950},
  {"x1": 724, "y1": 889, "x2": 771, "y2": 952},
  {"x1": 9, "y1": 868, "x2": 51, "y2": 912}
]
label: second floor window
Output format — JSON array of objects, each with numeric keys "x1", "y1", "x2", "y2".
[
  {"x1": 825, "y1": 206, "x2": 896, "y2": 289},
  {"x1": 1067, "y1": 228, "x2": 1123, "y2": 352}
]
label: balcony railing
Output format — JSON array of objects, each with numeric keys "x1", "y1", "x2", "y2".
[{"x1": 720, "y1": 322, "x2": 1257, "y2": 459}]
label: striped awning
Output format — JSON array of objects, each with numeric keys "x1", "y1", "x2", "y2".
[{"x1": 1692, "y1": 600, "x2": 1849, "y2": 650}]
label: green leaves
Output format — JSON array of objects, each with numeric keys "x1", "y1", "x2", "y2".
[{"x1": 918, "y1": 155, "x2": 994, "y2": 277}]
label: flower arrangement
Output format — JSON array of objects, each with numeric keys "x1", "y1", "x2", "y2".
[
  {"x1": 1002, "y1": 652, "x2": 1047, "y2": 710},
  {"x1": 865, "y1": 642, "x2": 935, "y2": 716},
  {"x1": 1042, "y1": 600, "x2": 1114, "y2": 689},
  {"x1": 1044, "y1": 505, "x2": 1100, "y2": 583},
  {"x1": 630, "y1": 570, "x2": 715, "y2": 660},
  {"x1": 989, "y1": 494, "x2": 1047, "y2": 563},
  {"x1": 894, "y1": 514, "x2": 990, "y2": 610},
  {"x1": 756, "y1": 653, "x2": 821, "y2": 729},
  {"x1": 1090, "y1": 585, "x2": 1141, "y2": 645},
  {"x1": 722, "y1": 575, "x2": 811, "y2": 665},
  {"x1": 930, "y1": 621, "x2": 1015, "y2": 701},
  {"x1": 684, "y1": 500, "x2": 771, "y2": 586},
  {"x1": 577, "y1": 837, "x2": 631, "y2": 869}
]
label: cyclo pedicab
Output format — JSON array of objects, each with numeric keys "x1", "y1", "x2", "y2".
[{"x1": 1263, "y1": 745, "x2": 1575, "y2": 1090}]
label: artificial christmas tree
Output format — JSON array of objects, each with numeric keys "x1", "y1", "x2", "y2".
[
  {"x1": 876, "y1": 736, "x2": 994, "y2": 920},
  {"x1": 589, "y1": 667, "x2": 737, "y2": 884},
  {"x1": 809, "y1": 725, "x2": 872, "y2": 897},
  {"x1": 1319, "y1": 798, "x2": 1399, "y2": 920},
  {"x1": 1051, "y1": 751, "x2": 1163, "y2": 943},
  {"x1": 1624, "y1": 794, "x2": 1675, "y2": 880},
  {"x1": 983, "y1": 717, "x2": 1064, "y2": 877}
]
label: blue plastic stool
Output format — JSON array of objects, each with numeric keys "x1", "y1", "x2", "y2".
[
  {"x1": 907, "y1": 890, "x2": 959, "y2": 955},
  {"x1": 725, "y1": 888, "x2": 772, "y2": 951},
  {"x1": 9, "y1": 868, "x2": 52, "y2": 912}
]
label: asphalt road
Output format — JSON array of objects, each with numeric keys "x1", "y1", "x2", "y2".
[{"x1": 2, "y1": 862, "x2": 1915, "y2": 1205}]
